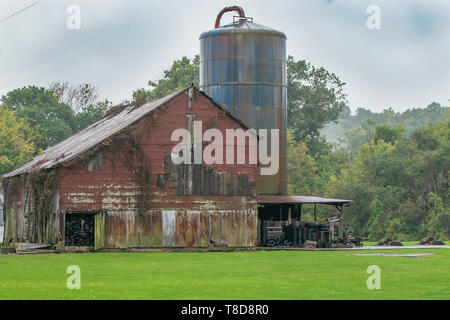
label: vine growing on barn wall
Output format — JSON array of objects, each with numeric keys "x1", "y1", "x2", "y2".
[
  {"x1": 114, "y1": 106, "x2": 167, "y2": 215},
  {"x1": 1, "y1": 176, "x2": 21, "y2": 245},
  {"x1": 62, "y1": 106, "x2": 166, "y2": 215},
  {"x1": 2, "y1": 176, "x2": 20, "y2": 209},
  {"x1": 30, "y1": 169, "x2": 58, "y2": 243},
  {"x1": 111, "y1": 130, "x2": 151, "y2": 216}
]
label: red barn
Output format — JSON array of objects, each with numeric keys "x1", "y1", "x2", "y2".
[{"x1": 2, "y1": 86, "x2": 259, "y2": 251}]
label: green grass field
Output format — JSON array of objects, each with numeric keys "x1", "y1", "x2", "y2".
[{"x1": 1, "y1": 248, "x2": 449, "y2": 300}]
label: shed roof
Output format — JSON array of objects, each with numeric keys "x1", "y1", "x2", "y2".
[{"x1": 258, "y1": 195, "x2": 352, "y2": 206}]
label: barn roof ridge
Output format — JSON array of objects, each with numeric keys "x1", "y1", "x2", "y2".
[{"x1": 3, "y1": 85, "x2": 249, "y2": 178}]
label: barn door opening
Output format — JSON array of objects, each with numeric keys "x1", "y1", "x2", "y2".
[{"x1": 65, "y1": 213, "x2": 95, "y2": 247}]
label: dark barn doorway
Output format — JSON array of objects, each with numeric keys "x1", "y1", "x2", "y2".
[{"x1": 65, "y1": 213, "x2": 95, "y2": 247}]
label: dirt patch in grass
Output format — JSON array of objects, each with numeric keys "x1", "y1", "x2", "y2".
[{"x1": 350, "y1": 253, "x2": 435, "y2": 257}]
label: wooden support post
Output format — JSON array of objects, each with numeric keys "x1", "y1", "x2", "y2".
[
  {"x1": 279, "y1": 205, "x2": 282, "y2": 226},
  {"x1": 288, "y1": 206, "x2": 292, "y2": 224},
  {"x1": 330, "y1": 223, "x2": 334, "y2": 240},
  {"x1": 314, "y1": 203, "x2": 317, "y2": 221}
]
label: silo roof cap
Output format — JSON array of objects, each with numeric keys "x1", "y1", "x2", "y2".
[{"x1": 200, "y1": 20, "x2": 287, "y2": 39}]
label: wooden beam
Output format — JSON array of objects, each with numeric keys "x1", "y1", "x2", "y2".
[{"x1": 288, "y1": 206, "x2": 292, "y2": 224}]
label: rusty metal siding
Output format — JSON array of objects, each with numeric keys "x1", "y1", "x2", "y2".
[
  {"x1": 199, "y1": 212, "x2": 210, "y2": 247},
  {"x1": 150, "y1": 211, "x2": 163, "y2": 246},
  {"x1": 98, "y1": 209, "x2": 258, "y2": 249},
  {"x1": 162, "y1": 210, "x2": 176, "y2": 247},
  {"x1": 140, "y1": 212, "x2": 152, "y2": 247},
  {"x1": 127, "y1": 212, "x2": 140, "y2": 248},
  {"x1": 105, "y1": 212, "x2": 127, "y2": 248}
]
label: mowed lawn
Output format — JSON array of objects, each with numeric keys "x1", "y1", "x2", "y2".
[{"x1": 0, "y1": 249, "x2": 449, "y2": 300}]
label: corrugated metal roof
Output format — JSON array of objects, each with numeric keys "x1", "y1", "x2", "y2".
[
  {"x1": 3, "y1": 87, "x2": 187, "y2": 178},
  {"x1": 258, "y1": 195, "x2": 352, "y2": 206}
]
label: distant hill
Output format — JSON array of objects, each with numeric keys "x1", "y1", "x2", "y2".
[{"x1": 321, "y1": 102, "x2": 448, "y2": 149}]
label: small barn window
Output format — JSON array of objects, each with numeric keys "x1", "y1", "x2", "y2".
[{"x1": 88, "y1": 152, "x2": 103, "y2": 172}]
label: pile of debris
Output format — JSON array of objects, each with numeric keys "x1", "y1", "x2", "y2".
[
  {"x1": 376, "y1": 237, "x2": 403, "y2": 246},
  {"x1": 15, "y1": 243, "x2": 57, "y2": 255},
  {"x1": 266, "y1": 237, "x2": 293, "y2": 248},
  {"x1": 416, "y1": 237, "x2": 445, "y2": 246},
  {"x1": 330, "y1": 239, "x2": 353, "y2": 248}
]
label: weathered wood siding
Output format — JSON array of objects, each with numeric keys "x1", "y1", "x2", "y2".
[{"x1": 1, "y1": 173, "x2": 62, "y2": 247}]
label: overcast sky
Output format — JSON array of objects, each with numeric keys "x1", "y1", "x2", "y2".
[{"x1": 0, "y1": 0, "x2": 449, "y2": 112}]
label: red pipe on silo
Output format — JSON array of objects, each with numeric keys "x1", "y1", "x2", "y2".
[{"x1": 214, "y1": 6, "x2": 246, "y2": 29}]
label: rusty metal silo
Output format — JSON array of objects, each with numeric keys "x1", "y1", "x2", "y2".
[{"x1": 199, "y1": 6, "x2": 287, "y2": 195}]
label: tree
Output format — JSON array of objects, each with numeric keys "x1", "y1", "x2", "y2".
[
  {"x1": 48, "y1": 81, "x2": 99, "y2": 113},
  {"x1": 374, "y1": 124, "x2": 405, "y2": 144},
  {"x1": 386, "y1": 217, "x2": 408, "y2": 241},
  {"x1": 48, "y1": 81, "x2": 109, "y2": 132},
  {"x1": 73, "y1": 99, "x2": 112, "y2": 132},
  {"x1": 423, "y1": 193, "x2": 449, "y2": 239},
  {"x1": 326, "y1": 114, "x2": 449, "y2": 239},
  {"x1": 1, "y1": 86, "x2": 76, "y2": 152},
  {"x1": 0, "y1": 107, "x2": 34, "y2": 174},
  {"x1": 322, "y1": 102, "x2": 446, "y2": 148},
  {"x1": 287, "y1": 56, "x2": 347, "y2": 154},
  {"x1": 343, "y1": 120, "x2": 377, "y2": 154},
  {"x1": 133, "y1": 55, "x2": 200, "y2": 103},
  {"x1": 365, "y1": 197, "x2": 386, "y2": 241},
  {"x1": 286, "y1": 131, "x2": 317, "y2": 196}
]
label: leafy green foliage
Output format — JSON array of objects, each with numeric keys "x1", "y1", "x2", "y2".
[
  {"x1": 0, "y1": 84, "x2": 108, "y2": 174},
  {"x1": 366, "y1": 197, "x2": 386, "y2": 241},
  {"x1": 133, "y1": 55, "x2": 200, "y2": 103},
  {"x1": 73, "y1": 99, "x2": 111, "y2": 132},
  {"x1": 287, "y1": 56, "x2": 347, "y2": 155},
  {"x1": 286, "y1": 131, "x2": 317, "y2": 196},
  {"x1": 1, "y1": 86, "x2": 75, "y2": 152},
  {"x1": 0, "y1": 108, "x2": 35, "y2": 174},
  {"x1": 374, "y1": 124, "x2": 405, "y2": 144},
  {"x1": 322, "y1": 103, "x2": 446, "y2": 151},
  {"x1": 326, "y1": 113, "x2": 449, "y2": 240}
]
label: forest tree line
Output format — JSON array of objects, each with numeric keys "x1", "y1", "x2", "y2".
[{"x1": 1, "y1": 55, "x2": 448, "y2": 241}]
